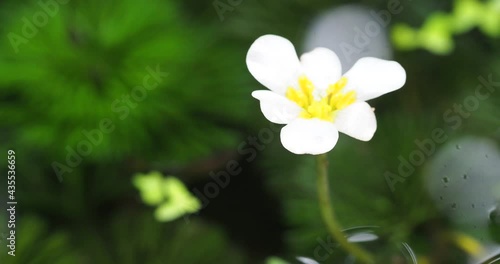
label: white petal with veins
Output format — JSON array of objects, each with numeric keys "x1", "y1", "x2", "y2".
[
  {"x1": 246, "y1": 35, "x2": 301, "y2": 95},
  {"x1": 300, "y1": 47, "x2": 342, "y2": 92},
  {"x1": 281, "y1": 118, "x2": 339, "y2": 154},
  {"x1": 335, "y1": 101, "x2": 377, "y2": 141},
  {"x1": 343, "y1": 57, "x2": 406, "y2": 101},
  {"x1": 252, "y1": 90, "x2": 302, "y2": 124}
]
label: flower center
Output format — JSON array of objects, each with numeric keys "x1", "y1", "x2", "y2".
[{"x1": 285, "y1": 76, "x2": 356, "y2": 122}]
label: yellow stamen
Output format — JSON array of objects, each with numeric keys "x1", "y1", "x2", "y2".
[
  {"x1": 286, "y1": 76, "x2": 356, "y2": 122},
  {"x1": 327, "y1": 77, "x2": 347, "y2": 95},
  {"x1": 450, "y1": 231, "x2": 484, "y2": 257},
  {"x1": 333, "y1": 90, "x2": 356, "y2": 110},
  {"x1": 286, "y1": 88, "x2": 304, "y2": 108}
]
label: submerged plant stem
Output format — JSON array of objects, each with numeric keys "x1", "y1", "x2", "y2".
[{"x1": 316, "y1": 154, "x2": 375, "y2": 264}]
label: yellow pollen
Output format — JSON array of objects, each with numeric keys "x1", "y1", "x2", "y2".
[{"x1": 286, "y1": 76, "x2": 356, "y2": 122}]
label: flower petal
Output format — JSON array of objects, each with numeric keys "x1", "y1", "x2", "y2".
[
  {"x1": 252, "y1": 90, "x2": 302, "y2": 124},
  {"x1": 246, "y1": 35, "x2": 301, "y2": 94},
  {"x1": 280, "y1": 118, "x2": 339, "y2": 155},
  {"x1": 300, "y1": 47, "x2": 342, "y2": 91},
  {"x1": 343, "y1": 57, "x2": 406, "y2": 101},
  {"x1": 335, "y1": 101, "x2": 377, "y2": 141}
]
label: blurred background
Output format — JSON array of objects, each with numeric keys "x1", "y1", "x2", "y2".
[{"x1": 0, "y1": 0, "x2": 499, "y2": 263}]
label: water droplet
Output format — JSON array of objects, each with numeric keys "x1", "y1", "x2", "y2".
[
  {"x1": 489, "y1": 207, "x2": 499, "y2": 225},
  {"x1": 347, "y1": 232, "x2": 378, "y2": 243},
  {"x1": 442, "y1": 177, "x2": 450, "y2": 184},
  {"x1": 340, "y1": 226, "x2": 417, "y2": 263},
  {"x1": 456, "y1": 145, "x2": 461, "y2": 150},
  {"x1": 451, "y1": 203, "x2": 457, "y2": 209},
  {"x1": 296, "y1": 257, "x2": 319, "y2": 264}
]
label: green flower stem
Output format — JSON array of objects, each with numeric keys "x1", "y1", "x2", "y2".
[{"x1": 316, "y1": 154, "x2": 375, "y2": 264}]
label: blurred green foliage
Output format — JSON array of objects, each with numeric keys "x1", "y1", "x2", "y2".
[
  {"x1": 392, "y1": 0, "x2": 500, "y2": 54},
  {"x1": 1, "y1": 0, "x2": 252, "y2": 263},
  {"x1": 0, "y1": 214, "x2": 246, "y2": 264},
  {"x1": 0, "y1": 0, "x2": 252, "y2": 164},
  {"x1": 133, "y1": 171, "x2": 201, "y2": 222}
]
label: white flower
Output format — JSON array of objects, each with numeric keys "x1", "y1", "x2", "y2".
[{"x1": 246, "y1": 35, "x2": 406, "y2": 155}]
